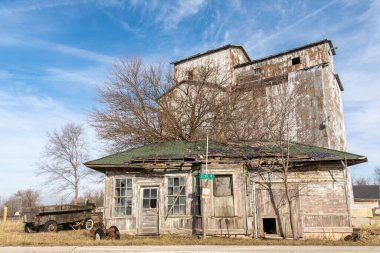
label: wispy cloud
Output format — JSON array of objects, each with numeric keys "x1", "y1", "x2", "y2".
[
  {"x1": 43, "y1": 67, "x2": 107, "y2": 89},
  {"x1": 0, "y1": 69, "x2": 11, "y2": 79},
  {"x1": 245, "y1": 0, "x2": 340, "y2": 53},
  {"x1": 0, "y1": 0, "x2": 78, "y2": 16},
  {"x1": 160, "y1": 0, "x2": 205, "y2": 30},
  {"x1": 0, "y1": 35, "x2": 114, "y2": 64}
]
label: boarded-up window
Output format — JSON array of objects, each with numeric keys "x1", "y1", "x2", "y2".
[
  {"x1": 168, "y1": 177, "x2": 186, "y2": 215},
  {"x1": 114, "y1": 178, "x2": 132, "y2": 216},
  {"x1": 214, "y1": 175, "x2": 234, "y2": 217}
]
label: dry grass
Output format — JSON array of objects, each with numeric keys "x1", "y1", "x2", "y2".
[
  {"x1": 358, "y1": 225, "x2": 380, "y2": 244},
  {"x1": 0, "y1": 221, "x2": 379, "y2": 246}
]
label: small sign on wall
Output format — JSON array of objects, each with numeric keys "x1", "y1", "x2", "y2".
[{"x1": 201, "y1": 186, "x2": 210, "y2": 199}]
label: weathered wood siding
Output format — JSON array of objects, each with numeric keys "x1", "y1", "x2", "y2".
[
  {"x1": 248, "y1": 164, "x2": 352, "y2": 239},
  {"x1": 103, "y1": 162, "x2": 249, "y2": 236},
  {"x1": 234, "y1": 42, "x2": 346, "y2": 151}
]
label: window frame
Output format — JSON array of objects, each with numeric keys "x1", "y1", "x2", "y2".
[
  {"x1": 113, "y1": 178, "x2": 133, "y2": 217},
  {"x1": 167, "y1": 176, "x2": 187, "y2": 215},
  {"x1": 254, "y1": 67, "x2": 261, "y2": 75},
  {"x1": 213, "y1": 174, "x2": 235, "y2": 217},
  {"x1": 292, "y1": 57, "x2": 301, "y2": 65},
  {"x1": 213, "y1": 174, "x2": 233, "y2": 197}
]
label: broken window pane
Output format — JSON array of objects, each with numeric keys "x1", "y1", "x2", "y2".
[{"x1": 150, "y1": 199, "x2": 157, "y2": 208}]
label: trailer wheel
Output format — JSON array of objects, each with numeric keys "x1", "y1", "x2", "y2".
[
  {"x1": 108, "y1": 226, "x2": 120, "y2": 239},
  {"x1": 24, "y1": 223, "x2": 35, "y2": 233},
  {"x1": 43, "y1": 220, "x2": 58, "y2": 232},
  {"x1": 94, "y1": 228, "x2": 105, "y2": 240},
  {"x1": 83, "y1": 218, "x2": 94, "y2": 230}
]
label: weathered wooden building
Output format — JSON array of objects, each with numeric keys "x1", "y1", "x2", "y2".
[
  {"x1": 85, "y1": 140, "x2": 366, "y2": 239},
  {"x1": 172, "y1": 39, "x2": 346, "y2": 151}
]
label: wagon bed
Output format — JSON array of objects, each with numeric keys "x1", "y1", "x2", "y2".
[{"x1": 22, "y1": 203, "x2": 101, "y2": 233}]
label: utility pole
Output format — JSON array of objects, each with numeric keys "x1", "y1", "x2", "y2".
[{"x1": 201, "y1": 136, "x2": 209, "y2": 239}]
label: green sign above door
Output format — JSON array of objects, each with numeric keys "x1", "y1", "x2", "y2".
[{"x1": 199, "y1": 173, "x2": 215, "y2": 180}]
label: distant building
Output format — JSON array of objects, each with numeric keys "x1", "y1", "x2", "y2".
[{"x1": 353, "y1": 185, "x2": 380, "y2": 207}]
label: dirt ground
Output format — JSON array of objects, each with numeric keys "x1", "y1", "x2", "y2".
[{"x1": 0, "y1": 221, "x2": 379, "y2": 246}]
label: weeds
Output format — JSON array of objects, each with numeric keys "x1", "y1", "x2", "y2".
[{"x1": 0, "y1": 221, "x2": 379, "y2": 246}]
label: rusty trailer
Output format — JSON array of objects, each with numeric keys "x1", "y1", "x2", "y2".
[{"x1": 21, "y1": 203, "x2": 101, "y2": 233}]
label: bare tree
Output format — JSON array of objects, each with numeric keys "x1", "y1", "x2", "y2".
[
  {"x1": 0, "y1": 189, "x2": 40, "y2": 215},
  {"x1": 374, "y1": 167, "x2": 380, "y2": 185},
  {"x1": 90, "y1": 57, "x2": 238, "y2": 151},
  {"x1": 354, "y1": 176, "x2": 372, "y2": 185},
  {"x1": 14, "y1": 189, "x2": 40, "y2": 208},
  {"x1": 37, "y1": 123, "x2": 92, "y2": 202},
  {"x1": 74, "y1": 190, "x2": 104, "y2": 207},
  {"x1": 243, "y1": 80, "x2": 308, "y2": 239}
]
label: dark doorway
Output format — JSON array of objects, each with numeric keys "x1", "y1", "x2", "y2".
[{"x1": 263, "y1": 218, "x2": 277, "y2": 234}]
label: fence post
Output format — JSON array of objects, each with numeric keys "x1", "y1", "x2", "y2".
[{"x1": 3, "y1": 206, "x2": 8, "y2": 223}]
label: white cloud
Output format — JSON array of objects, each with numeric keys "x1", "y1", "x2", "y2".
[
  {"x1": 0, "y1": 69, "x2": 11, "y2": 79},
  {"x1": 154, "y1": 0, "x2": 205, "y2": 30},
  {"x1": 43, "y1": 67, "x2": 107, "y2": 89},
  {"x1": 0, "y1": 0, "x2": 78, "y2": 16},
  {"x1": 34, "y1": 39, "x2": 115, "y2": 64}
]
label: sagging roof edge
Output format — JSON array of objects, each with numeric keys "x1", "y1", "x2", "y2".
[
  {"x1": 233, "y1": 39, "x2": 335, "y2": 69},
  {"x1": 334, "y1": 73, "x2": 344, "y2": 91},
  {"x1": 171, "y1": 44, "x2": 251, "y2": 65},
  {"x1": 85, "y1": 156, "x2": 368, "y2": 174}
]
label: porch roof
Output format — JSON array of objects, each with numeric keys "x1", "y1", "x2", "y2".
[{"x1": 84, "y1": 140, "x2": 367, "y2": 172}]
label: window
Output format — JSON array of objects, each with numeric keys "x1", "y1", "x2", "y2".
[
  {"x1": 193, "y1": 176, "x2": 201, "y2": 215},
  {"x1": 292, "y1": 57, "x2": 301, "y2": 65},
  {"x1": 263, "y1": 218, "x2": 277, "y2": 234},
  {"x1": 167, "y1": 177, "x2": 186, "y2": 215},
  {"x1": 213, "y1": 175, "x2": 234, "y2": 217},
  {"x1": 254, "y1": 67, "x2": 261, "y2": 75},
  {"x1": 143, "y1": 188, "x2": 157, "y2": 209},
  {"x1": 187, "y1": 70, "x2": 194, "y2": 81},
  {"x1": 114, "y1": 178, "x2": 132, "y2": 216}
]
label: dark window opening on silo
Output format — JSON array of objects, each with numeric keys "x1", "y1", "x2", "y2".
[{"x1": 292, "y1": 57, "x2": 301, "y2": 65}]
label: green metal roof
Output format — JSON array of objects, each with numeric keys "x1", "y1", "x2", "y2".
[{"x1": 85, "y1": 140, "x2": 367, "y2": 169}]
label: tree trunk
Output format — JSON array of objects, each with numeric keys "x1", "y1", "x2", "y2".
[
  {"x1": 284, "y1": 172, "x2": 297, "y2": 239},
  {"x1": 74, "y1": 168, "x2": 79, "y2": 202}
]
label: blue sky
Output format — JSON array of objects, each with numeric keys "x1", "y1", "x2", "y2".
[{"x1": 0, "y1": 0, "x2": 379, "y2": 202}]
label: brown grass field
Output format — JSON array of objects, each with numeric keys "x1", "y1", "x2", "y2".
[{"x1": 0, "y1": 221, "x2": 379, "y2": 246}]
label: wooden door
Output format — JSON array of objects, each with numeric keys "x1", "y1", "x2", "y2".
[{"x1": 139, "y1": 187, "x2": 159, "y2": 235}]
